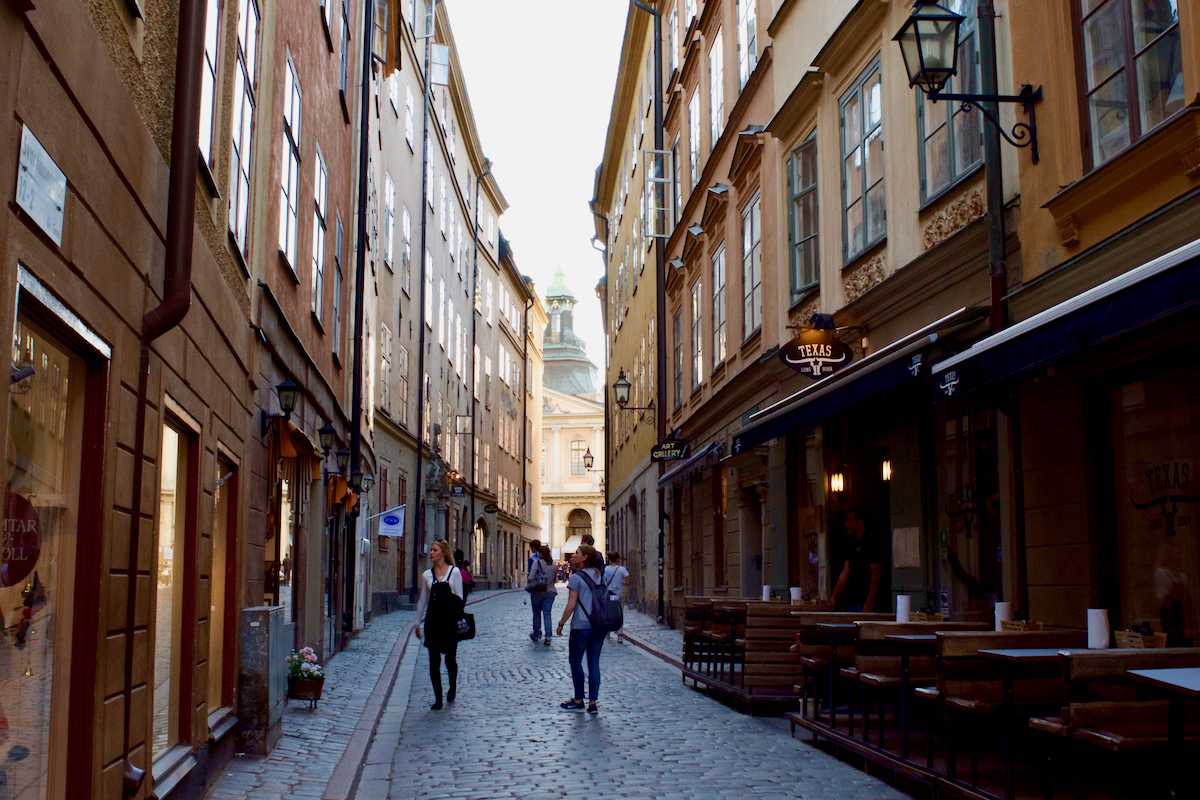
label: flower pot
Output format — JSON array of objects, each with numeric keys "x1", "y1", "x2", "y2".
[{"x1": 287, "y1": 676, "x2": 325, "y2": 709}]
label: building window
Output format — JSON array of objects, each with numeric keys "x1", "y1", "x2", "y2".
[
  {"x1": 741, "y1": 194, "x2": 762, "y2": 337},
  {"x1": 668, "y1": 7, "x2": 679, "y2": 75},
  {"x1": 671, "y1": 138, "x2": 682, "y2": 225},
  {"x1": 384, "y1": 173, "x2": 395, "y2": 268},
  {"x1": 685, "y1": 0, "x2": 696, "y2": 24},
  {"x1": 840, "y1": 59, "x2": 885, "y2": 262},
  {"x1": 279, "y1": 53, "x2": 302, "y2": 269},
  {"x1": 155, "y1": 421, "x2": 194, "y2": 759},
  {"x1": 788, "y1": 135, "x2": 819, "y2": 296},
  {"x1": 312, "y1": 148, "x2": 327, "y2": 322},
  {"x1": 708, "y1": 29, "x2": 725, "y2": 145},
  {"x1": 424, "y1": 250, "x2": 433, "y2": 325},
  {"x1": 690, "y1": 280, "x2": 703, "y2": 390},
  {"x1": 918, "y1": 0, "x2": 982, "y2": 200},
  {"x1": 1079, "y1": 0, "x2": 1183, "y2": 167},
  {"x1": 199, "y1": 0, "x2": 221, "y2": 166},
  {"x1": 570, "y1": 440, "x2": 587, "y2": 476},
  {"x1": 401, "y1": 206, "x2": 412, "y2": 292},
  {"x1": 688, "y1": 90, "x2": 700, "y2": 188},
  {"x1": 333, "y1": 214, "x2": 344, "y2": 358},
  {"x1": 208, "y1": 456, "x2": 237, "y2": 714},
  {"x1": 340, "y1": 0, "x2": 350, "y2": 97},
  {"x1": 380, "y1": 324, "x2": 392, "y2": 413},
  {"x1": 405, "y1": 84, "x2": 415, "y2": 148},
  {"x1": 228, "y1": 0, "x2": 260, "y2": 256},
  {"x1": 438, "y1": 277, "x2": 446, "y2": 347},
  {"x1": 397, "y1": 344, "x2": 409, "y2": 425},
  {"x1": 711, "y1": 245, "x2": 727, "y2": 366},
  {"x1": 737, "y1": 0, "x2": 757, "y2": 89}
]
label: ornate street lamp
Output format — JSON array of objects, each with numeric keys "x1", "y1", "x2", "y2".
[
  {"x1": 583, "y1": 448, "x2": 595, "y2": 471},
  {"x1": 893, "y1": 0, "x2": 964, "y2": 95},
  {"x1": 611, "y1": 368, "x2": 653, "y2": 412},
  {"x1": 260, "y1": 377, "x2": 302, "y2": 436},
  {"x1": 336, "y1": 447, "x2": 350, "y2": 476},
  {"x1": 318, "y1": 421, "x2": 336, "y2": 454}
]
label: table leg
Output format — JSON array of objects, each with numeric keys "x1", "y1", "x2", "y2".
[
  {"x1": 1003, "y1": 668, "x2": 1015, "y2": 800},
  {"x1": 829, "y1": 643, "x2": 839, "y2": 730},
  {"x1": 1169, "y1": 696, "x2": 1183, "y2": 797},
  {"x1": 900, "y1": 652, "x2": 911, "y2": 760}
]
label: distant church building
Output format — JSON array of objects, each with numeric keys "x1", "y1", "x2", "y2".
[{"x1": 540, "y1": 269, "x2": 605, "y2": 557}]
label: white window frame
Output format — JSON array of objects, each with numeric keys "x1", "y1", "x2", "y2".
[
  {"x1": 737, "y1": 0, "x2": 758, "y2": 89},
  {"x1": 383, "y1": 173, "x2": 395, "y2": 268},
  {"x1": 312, "y1": 148, "x2": 328, "y2": 321},
  {"x1": 690, "y1": 279, "x2": 703, "y2": 390},
  {"x1": 711, "y1": 244, "x2": 726, "y2": 366},
  {"x1": 741, "y1": 193, "x2": 763, "y2": 337},
  {"x1": 709, "y1": 29, "x2": 725, "y2": 146},
  {"x1": 228, "y1": 0, "x2": 260, "y2": 256},
  {"x1": 687, "y1": 90, "x2": 700, "y2": 188},
  {"x1": 278, "y1": 53, "x2": 302, "y2": 269}
]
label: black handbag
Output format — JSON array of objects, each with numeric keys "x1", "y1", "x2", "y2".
[{"x1": 456, "y1": 610, "x2": 476, "y2": 641}]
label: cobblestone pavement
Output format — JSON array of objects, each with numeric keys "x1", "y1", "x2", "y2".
[
  {"x1": 357, "y1": 591, "x2": 908, "y2": 800},
  {"x1": 619, "y1": 603, "x2": 685, "y2": 658},
  {"x1": 204, "y1": 592, "x2": 511, "y2": 800}
]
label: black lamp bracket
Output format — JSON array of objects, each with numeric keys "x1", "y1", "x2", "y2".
[{"x1": 927, "y1": 83, "x2": 1043, "y2": 164}]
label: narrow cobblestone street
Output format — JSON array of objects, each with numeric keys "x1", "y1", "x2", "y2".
[{"x1": 354, "y1": 591, "x2": 908, "y2": 800}]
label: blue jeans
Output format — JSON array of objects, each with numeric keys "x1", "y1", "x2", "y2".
[
  {"x1": 568, "y1": 627, "x2": 605, "y2": 701},
  {"x1": 531, "y1": 592, "x2": 554, "y2": 638}
]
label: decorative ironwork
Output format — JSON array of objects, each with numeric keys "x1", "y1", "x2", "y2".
[{"x1": 928, "y1": 84, "x2": 1043, "y2": 164}]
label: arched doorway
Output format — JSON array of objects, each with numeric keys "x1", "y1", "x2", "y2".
[
  {"x1": 473, "y1": 518, "x2": 488, "y2": 581},
  {"x1": 567, "y1": 508, "x2": 592, "y2": 542}
]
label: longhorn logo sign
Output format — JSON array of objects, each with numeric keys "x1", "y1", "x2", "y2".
[{"x1": 778, "y1": 330, "x2": 854, "y2": 378}]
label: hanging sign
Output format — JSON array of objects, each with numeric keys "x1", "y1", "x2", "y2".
[
  {"x1": 483, "y1": 502, "x2": 499, "y2": 514},
  {"x1": 778, "y1": 330, "x2": 854, "y2": 377},
  {"x1": 2, "y1": 490, "x2": 41, "y2": 587},
  {"x1": 651, "y1": 439, "x2": 689, "y2": 462},
  {"x1": 377, "y1": 505, "x2": 405, "y2": 538}
]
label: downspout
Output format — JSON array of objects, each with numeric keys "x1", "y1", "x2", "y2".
[
  {"x1": 123, "y1": 0, "x2": 207, "y2": 794},
  {"x1": 521, "y1": 292, "x2": 531, "y2": 542},
  {"x1": 349, "y1": 0, "x2": 375, "y2": 641},
  {"x1": 465, "y1": 159, "x2": 490, "y2": 557}
]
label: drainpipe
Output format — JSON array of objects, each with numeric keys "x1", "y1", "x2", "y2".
[
  {"x1": 122, "y1": 0, "x2": 206, "y2": 794},
  {"x1": 348, "y1": 0, "x2": 375, "y2": 642},
  {"x1": 465, "y1": 158, "x2": 491, "y2": 558}
]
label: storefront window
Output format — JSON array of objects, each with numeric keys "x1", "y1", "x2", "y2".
[
  {"x1": 3, "y1": 318, "x2": 84, "y2": 797},
  {"x1": 278, "y1": 476, "x2": 295, "y2": 623},
  {"x1": 208, "y1": 458, "x2": 235, "y2": 713},
  {"x1": 1112, "y1": 365, "x2": 1199, "y2": 645},
  {"x1": 155, "y1": 422, "x2": 190, "y2": 758}
]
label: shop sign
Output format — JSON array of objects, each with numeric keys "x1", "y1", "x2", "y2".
[
  {"x1": 778, "y1": 330, "x2": 853, "y2": 378},
  {"x1": 483, "y1": 502, "x2": 499, "y2": 514},
  {"x1": 939, "y1": 370, "x2": 960, "y2": 396},
  {"x1": 3, "y1": 490, "x2": 41, "y2": 587},
  {"x1": 16, "y1": 126, "x2": 67, "y2": 246},
  {"x1": 651, "y1": 439, "x2": 689, "y2": 462},
  {"x1": 1132, "y1": 459, "x2": 1198, "y2": 537},
  {"x1": 450, "y1": 485, "x2": 465, "y2": 497}
]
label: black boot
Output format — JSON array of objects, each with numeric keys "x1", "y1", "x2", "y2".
[{"x1": 430, "y1": 663, "x2": 444, "y2": 710}]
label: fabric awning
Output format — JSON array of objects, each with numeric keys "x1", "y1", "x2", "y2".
[
  {"x1": 732, "y1": 307, "x2": 982, "y2": 454},
  {"x1": 932, "y1": 238, "x2": 1200, "y2": 396},
  {"x1": 658, "y1": 442, "x2": 724, "y2": 486},
  {"x1": 562, "y1": 535, "x2": 584, "y2": 553}
]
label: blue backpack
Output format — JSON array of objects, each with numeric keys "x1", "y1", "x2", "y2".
[{"x1": 577, "y1": 570, "x2": 624, "y2": 634}]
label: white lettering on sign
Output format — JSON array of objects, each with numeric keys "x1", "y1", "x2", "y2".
[{"x1": 16, "y1": 126, "x2": 67, "y2": 246}]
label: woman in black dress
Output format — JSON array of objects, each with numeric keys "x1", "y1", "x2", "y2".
[{"x1": 414, "y1": 539, "x2": 464, "y2": 710}]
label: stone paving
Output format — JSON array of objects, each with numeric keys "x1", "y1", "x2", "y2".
[
  {"x1": 204, "y1": 591, "x2": 510, "y2": 800},
  {"x1": 357, "y1": 591, "x2": 908, "y2": 800}
]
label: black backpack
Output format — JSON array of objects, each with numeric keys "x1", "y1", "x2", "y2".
[{"x1": 576, "y1": 570, "x2": 624, "y2": 634}]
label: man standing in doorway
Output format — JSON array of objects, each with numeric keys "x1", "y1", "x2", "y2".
[{"x1": 830, "y1": 510, "x2": 884, "y2": 612}]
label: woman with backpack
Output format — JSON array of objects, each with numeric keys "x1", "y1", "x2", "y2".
[
  {"x1": 415, "y1": 539, "x2": 463, "y2": 710},
  {"x1": 527, "y1": 544, "x2": 556, "y2": 646},
  {"x1": 556, "y1": 544, "x2": 608, "y2": 714}
]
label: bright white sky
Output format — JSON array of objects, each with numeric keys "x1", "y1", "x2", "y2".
[{"x1": 445, "y1": 0, "x2": 626, "y2": 368}]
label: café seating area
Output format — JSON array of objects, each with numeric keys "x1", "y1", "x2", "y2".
[{"x1": 672, "y1": 596, "x2": 1200, "y2": 797}]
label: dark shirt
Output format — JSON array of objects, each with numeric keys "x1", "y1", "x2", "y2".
[{"x1": 841, "y1": 533, "x2": 885, "y2": 611}]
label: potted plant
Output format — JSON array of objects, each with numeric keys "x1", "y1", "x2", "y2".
[{"x1": 286, "y1": 646, "x2": 325, "y2": 709}]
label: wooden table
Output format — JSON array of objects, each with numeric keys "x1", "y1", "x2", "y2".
[
  {"x1": 814, "y1": 623, "x2": 858, "y2": 727},
  {"x1": 979, "y1": 648, "x2": 1070, "y2": 800},
  {"x1": 1128, "y1": 667, "x2": 1200, "y2": 795},
  {"x1": 887, "y1": 634, "x2": 937, "y2": 760}
]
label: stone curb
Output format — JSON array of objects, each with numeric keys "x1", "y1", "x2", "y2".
[
  {"x1": 618, "y1": 627, "x2": 685, "y2": 671},
  {"x1": 323, "y1": 590, "x2": 520, "y2": 800}
]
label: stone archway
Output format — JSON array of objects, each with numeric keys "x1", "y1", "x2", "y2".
[
  {"x1": 567, "y1": 508, "x2": 592, "y2": 543},
  {"x1": 473, "y1": 517, "x2": 489, "y2": 580}
]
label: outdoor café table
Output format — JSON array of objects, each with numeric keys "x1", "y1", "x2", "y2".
[
  {"x1": 886, "y1": 633, "x2": 937, "y2": 760},
  {"x1": 1127, "y1": 667, "x2": 1200, "y2": 795},
  {"x1": 813, "y1": 623, "x2": 859, "y2": 728},
  {"x1": 978, "y1": 648, "x2": 1069, "y2": 800}
]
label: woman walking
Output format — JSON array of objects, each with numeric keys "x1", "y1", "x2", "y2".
[
  {"x1": 415, "y1": 539, "x2": 463, "y2": 710},
  {"x1": 529, "y1": 544, "x2": 556, "y2": 646},
  {"x1": 556, "y1": 544, "x2": 606, "y2": 714}
]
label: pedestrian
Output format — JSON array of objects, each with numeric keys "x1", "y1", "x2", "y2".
[
  {"x1": 556, "y1": 544, "x2": 606, "y2": 714},
  {"x1": 459, "y1": 559, "x2": 475, "y2": 602},
  {"x1": 603, "y1": 552, "x2": 630, "y2": 642},
  {"x1": 414, "y1": 539, "x2": 463, "y2": 710},
  {"x1": 527, "y1": 539, "x2": 541, "y2": 572},
  {"x1": 528, "y1": 544, "x2": 556, "y2": 645}
]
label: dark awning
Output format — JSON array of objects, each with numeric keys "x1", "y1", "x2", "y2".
[
  {"x1": 658, "y1": 441, "x2": 724, "y2": 486},
  {"x1": 731, "y1": 307, "x2": 982, "y2": 454},
  {"x1": 932, "y1": 238, "x2": 1200, "y2": 397}
]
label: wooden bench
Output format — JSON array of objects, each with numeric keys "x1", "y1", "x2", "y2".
[{"x1": 927, "y1": 630, "x2": 1086, "y2": 783}]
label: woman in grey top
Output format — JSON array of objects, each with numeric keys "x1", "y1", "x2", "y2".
[{"x1": 556, "y1": 545, "x2": 606, "y2": 713}]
